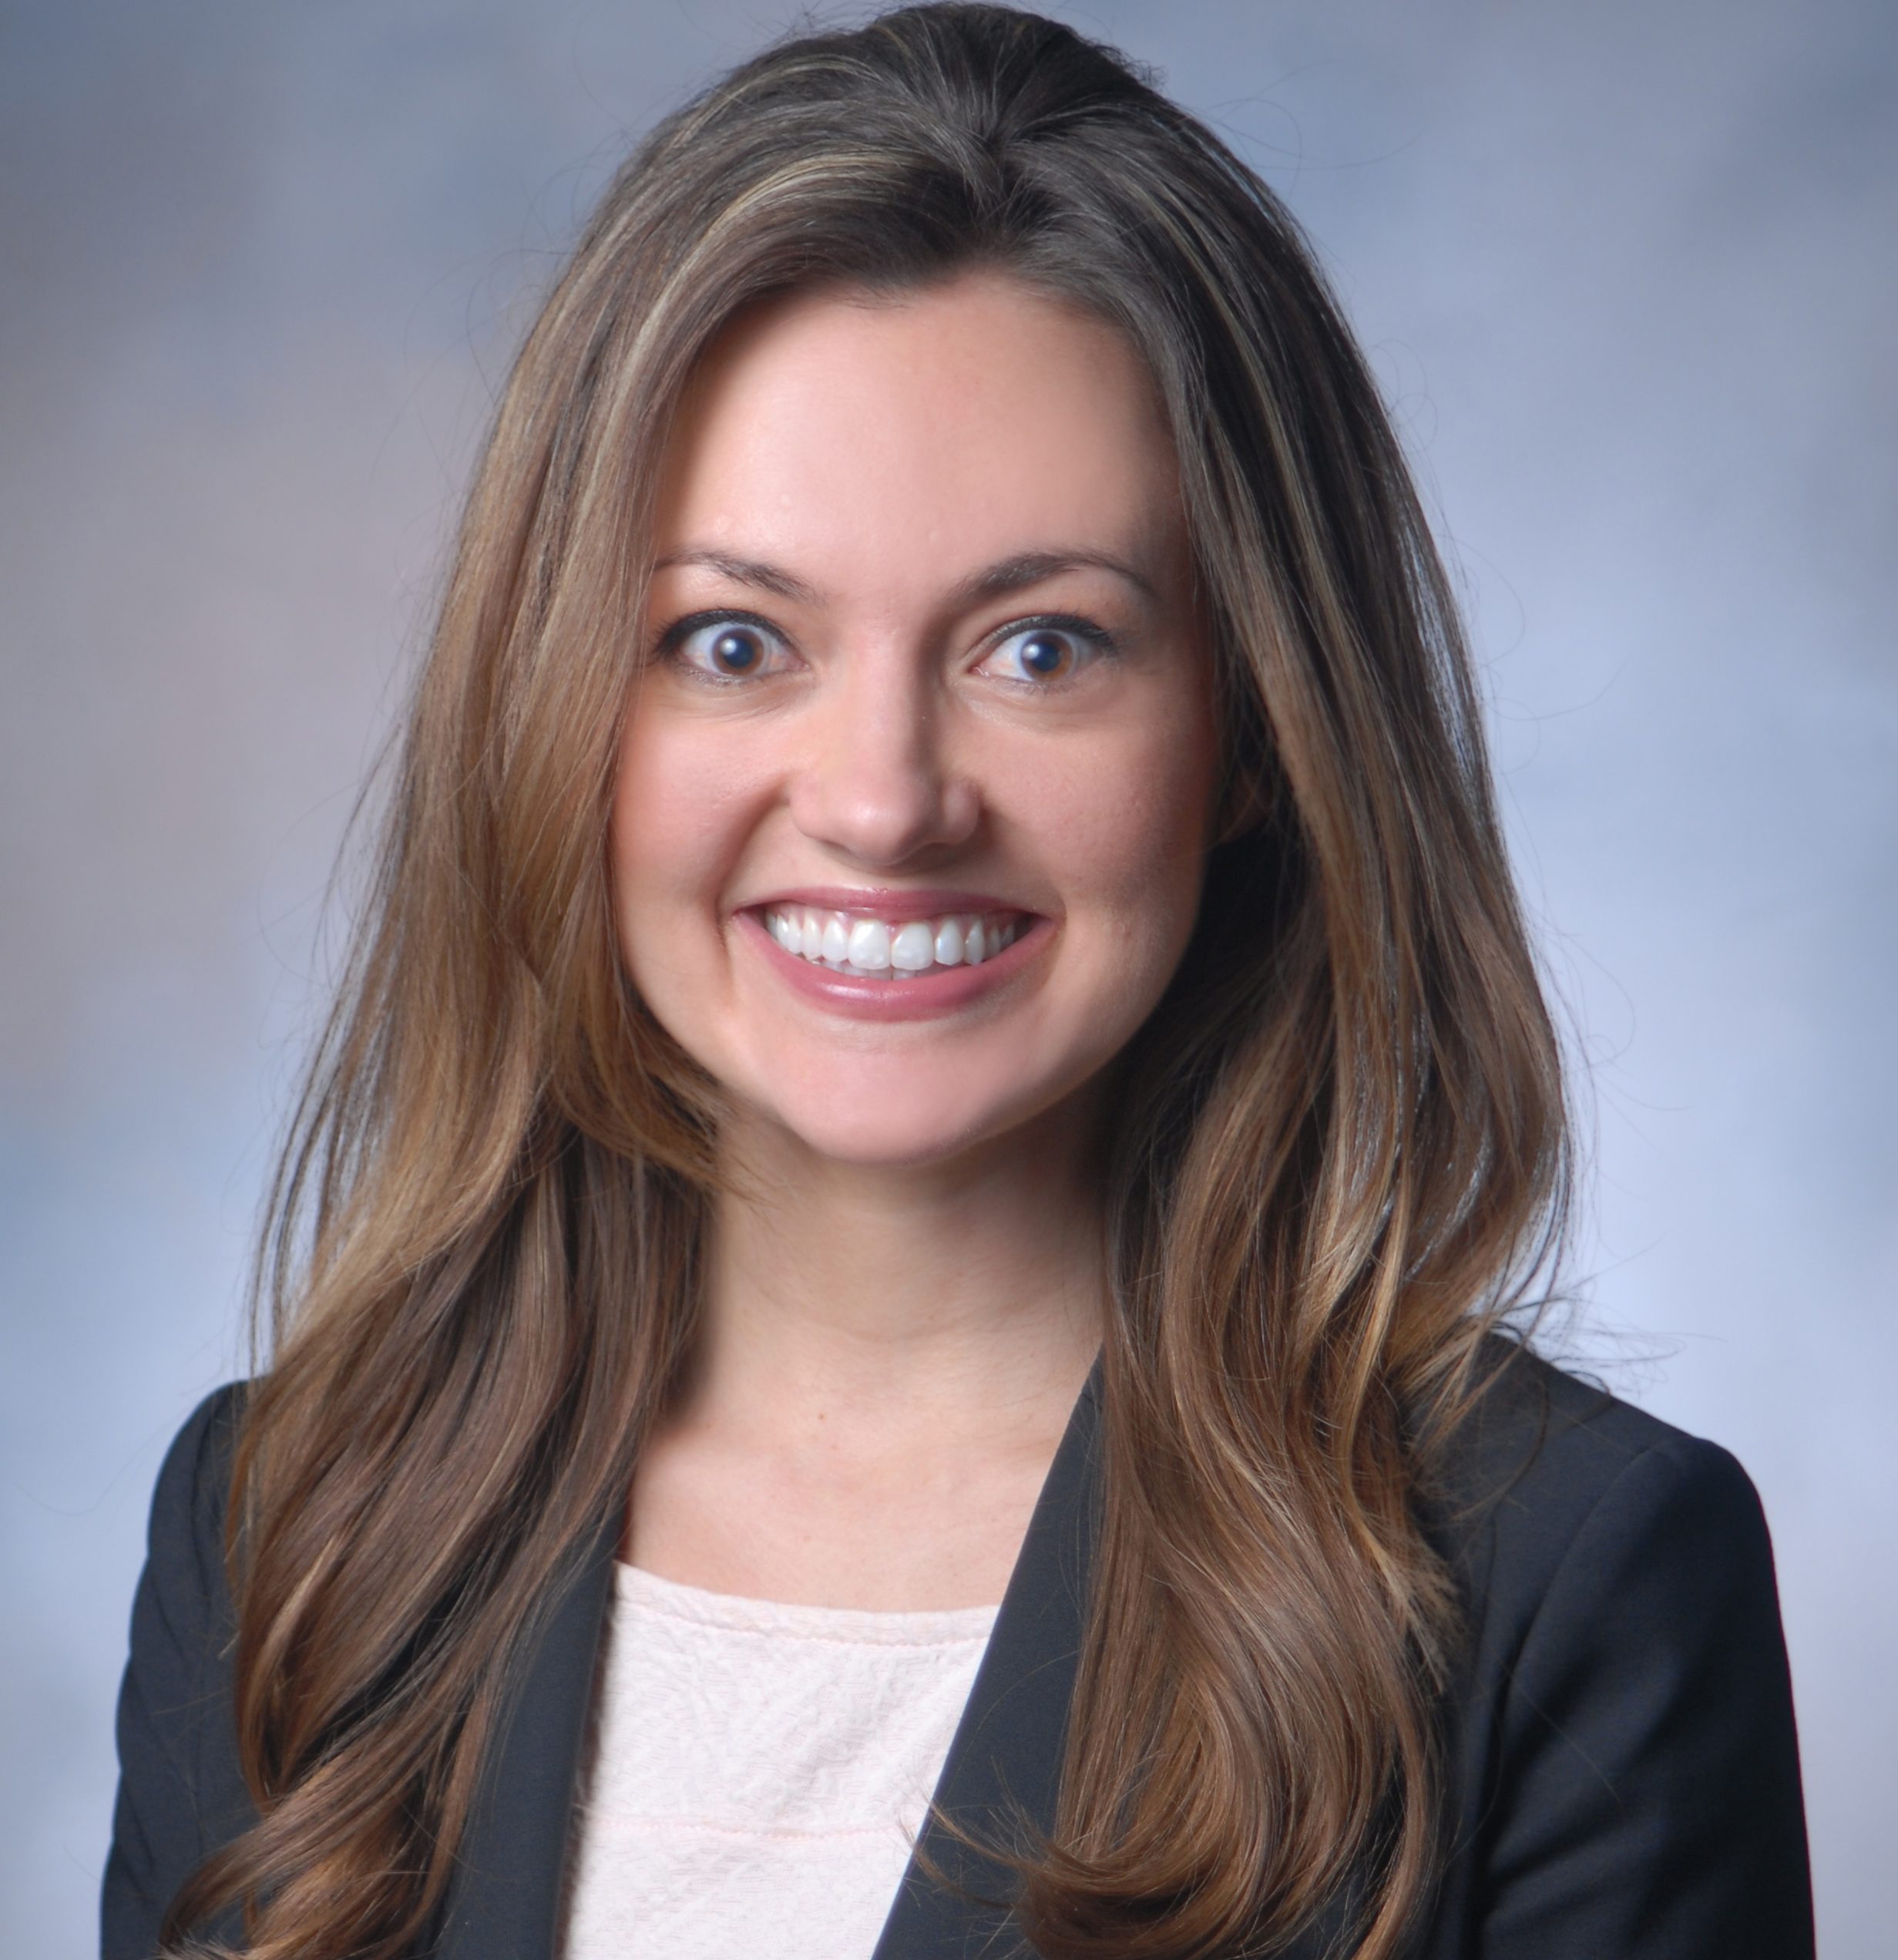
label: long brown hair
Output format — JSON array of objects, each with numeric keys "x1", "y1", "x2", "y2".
[{"x1": 172, "y1": 8, "x2": 1568, "y2": 1955}]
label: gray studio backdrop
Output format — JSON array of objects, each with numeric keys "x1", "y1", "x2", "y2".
[{"x1": 3, "y1": 2, "x2": 1891, "y2": 1953}]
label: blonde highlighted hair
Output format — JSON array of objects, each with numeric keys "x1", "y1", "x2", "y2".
[{"x1": 175, "y1": 8, "x2": 1567, "y2": 1955}]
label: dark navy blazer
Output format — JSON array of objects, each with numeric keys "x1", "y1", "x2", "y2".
[{"x1": 103, "y1": 1345, "x2": 1814, "y2": 1958}]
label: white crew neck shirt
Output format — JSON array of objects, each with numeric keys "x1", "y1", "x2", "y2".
[{"x1": 563, "y1": 1561, "x2": 999, "y2": 1960}]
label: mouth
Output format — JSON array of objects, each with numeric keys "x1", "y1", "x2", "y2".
[
  {"x1": 753, "y1": 902, "x2": 1030, "y2": 980},
  {"x1": 734, "y1": 890, "x2": 1048, "y2": 1020}
]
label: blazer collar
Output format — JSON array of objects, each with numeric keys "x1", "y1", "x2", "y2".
[
  {"x1": 435, "y1": 1370, "x2": 1103, "y2": 1960},
  {"x1": 433, "y1": 1511, "x2": 619, "y2": 1958},
  {"x1": 870, "y1": 1367, "x2": 1102, "y2": 1959}
]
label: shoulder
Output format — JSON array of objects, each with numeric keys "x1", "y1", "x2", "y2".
[
  {"x1": 133, "y1": 1380, "x2": 251, "y2": 1667},
  {"x1": 103, "y1": 1382, "x2": 255, "y2": 1960},
  {"x1": 124, "y1": 1379, "x2": 250, "y2": 1679},
  {"x1": 125, "y1": 1373, "x2": 252, "y2": 1720},
  {"x1": 1425, "y1": 1335, "x2": 1772, "y2": 1630},
  {"x1": 1414, "y1": 1337, "x2": 1811, "y2": 1958},
  {"x1": 149, "y1": 1380, "x2": 250, "y2": 1577}
]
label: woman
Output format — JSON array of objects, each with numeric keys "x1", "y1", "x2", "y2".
[{"x1": 102, "y1": 7, "x2": 1812, "y2": 1958}]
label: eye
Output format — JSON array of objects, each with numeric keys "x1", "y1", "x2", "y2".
[
  {"x1": 976, "y1": 619, "x2": 1113, "y2": 686},
  {"x1": 663, "y1": 614, "x2": 794, "y2": 682}
]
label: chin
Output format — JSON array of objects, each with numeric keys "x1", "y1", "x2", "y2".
[
  {"x1": 744, "y1": 1074, "x2": 1068, "y2": 1172},
  {"x1": 766, "y1": 1108, "x2": 1012, "y2": 1171}
]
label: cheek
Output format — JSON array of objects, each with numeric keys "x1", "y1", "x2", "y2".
[
  {"x1": 609, "y1": 708, "x2": 761, "y2": 951},
  {"x1": 1017, "y1": 701, "x2": 1218, "y2": 944}
]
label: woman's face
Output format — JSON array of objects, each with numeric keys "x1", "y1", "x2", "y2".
[{"x1": 610, "y1": 270, "x2": 1220, "y2": 1168}]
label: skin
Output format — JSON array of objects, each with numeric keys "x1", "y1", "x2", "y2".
[{"x1": 610, "y1": 270, "x2": 1220, "y2": 1609}]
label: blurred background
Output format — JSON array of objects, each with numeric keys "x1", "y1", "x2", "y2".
[{"x1": 2, "y1": 1, "x2": 1891, "y2": 1952}]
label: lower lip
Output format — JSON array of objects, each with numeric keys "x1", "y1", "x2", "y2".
[{"x1": 735, "y1": 909, "x2": 1050, "y2": 1021}]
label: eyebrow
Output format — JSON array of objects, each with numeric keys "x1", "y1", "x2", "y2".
[
  {"x1": 648, "y1": 545, "x2": 1159, "y2": 609},
  {"x1": 649, "y1": 548, "x2": 820, "y2": 604}
]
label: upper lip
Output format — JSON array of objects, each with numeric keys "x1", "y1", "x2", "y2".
[{"x1": 740, "y1": 886, "x2": 1037, "y2": 921}]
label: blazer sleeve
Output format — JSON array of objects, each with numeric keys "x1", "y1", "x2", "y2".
[
  {"x1": 102, "y1": 1384, "x2": 256, "y2": 1960},
  {"x1": 1469, "y1": 1432, "x2": 1812, "y2": 1959}
]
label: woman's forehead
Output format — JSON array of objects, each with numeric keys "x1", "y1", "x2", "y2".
[{"x1": 647, "y1": 271, "x2": 1188, "y2": 607}]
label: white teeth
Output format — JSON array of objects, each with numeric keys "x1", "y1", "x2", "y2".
[
  {"x1": 890, "y1": 920, "x2": 935, "y2": 970},
  {"x1": 847, "y1": 917, "x2": 892, "y2": 970},
  {"x1": 763, "y1": 906, "x2": 1027, "y2": 977}
]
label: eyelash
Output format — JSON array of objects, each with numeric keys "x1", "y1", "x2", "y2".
[
  {"x1": 983, "y1": 614, "x2": 1119, "y2": 687},
  {"x1": 653, "y1": 610, "x2": 791, "y2": 684},
  {"x1": 652, "y1": 610, "x2": 1120, "y2": 687}
]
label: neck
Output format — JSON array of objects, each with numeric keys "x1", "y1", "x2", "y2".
[{"x1": 682, "y1": 1094, "x2": 1107, "y2": 1460}]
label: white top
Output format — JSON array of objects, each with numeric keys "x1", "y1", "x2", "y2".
[{"x1": 563, "y1": 1561, "x2": 999, "y2": 1960}]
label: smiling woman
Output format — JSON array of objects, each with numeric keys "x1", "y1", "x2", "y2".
[{"x1": 102, "y1": 7, "x2": 1811, "y2": 1960}]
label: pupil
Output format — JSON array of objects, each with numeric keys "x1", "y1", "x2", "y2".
[
  {"x1": 714, "y1": 630, "x2": 758, "y2": 672},
  {"x1": 1023, "y1": 634, "x2": 1064, "y2": 676}
]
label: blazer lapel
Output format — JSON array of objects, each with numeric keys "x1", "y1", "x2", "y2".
[
  {"x1": 871, "y1": 1367, "x2": 1103, "y2": 1960},
  {"x1": 433, "y1": 1366, "x2": 1105, "y2": 1960},
  {"x1": 433, "y1": 1520, "x2": 619, "y2": 1960},
  {"x1": 865, "y1": 1369, "x2": 1356, "y2": 1960}
]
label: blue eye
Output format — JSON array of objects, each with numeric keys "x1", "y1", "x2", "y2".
[
  {"x1": 980, "y1": 620, "x2": 1110, "y2": 684},
  {"x1": 668, "y1": 616, "x2": 791, "y2": 681}
]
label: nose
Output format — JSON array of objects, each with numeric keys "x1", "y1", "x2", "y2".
[{"x1": 787, "y1": 652, "x2": 979, "y2": 867}]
